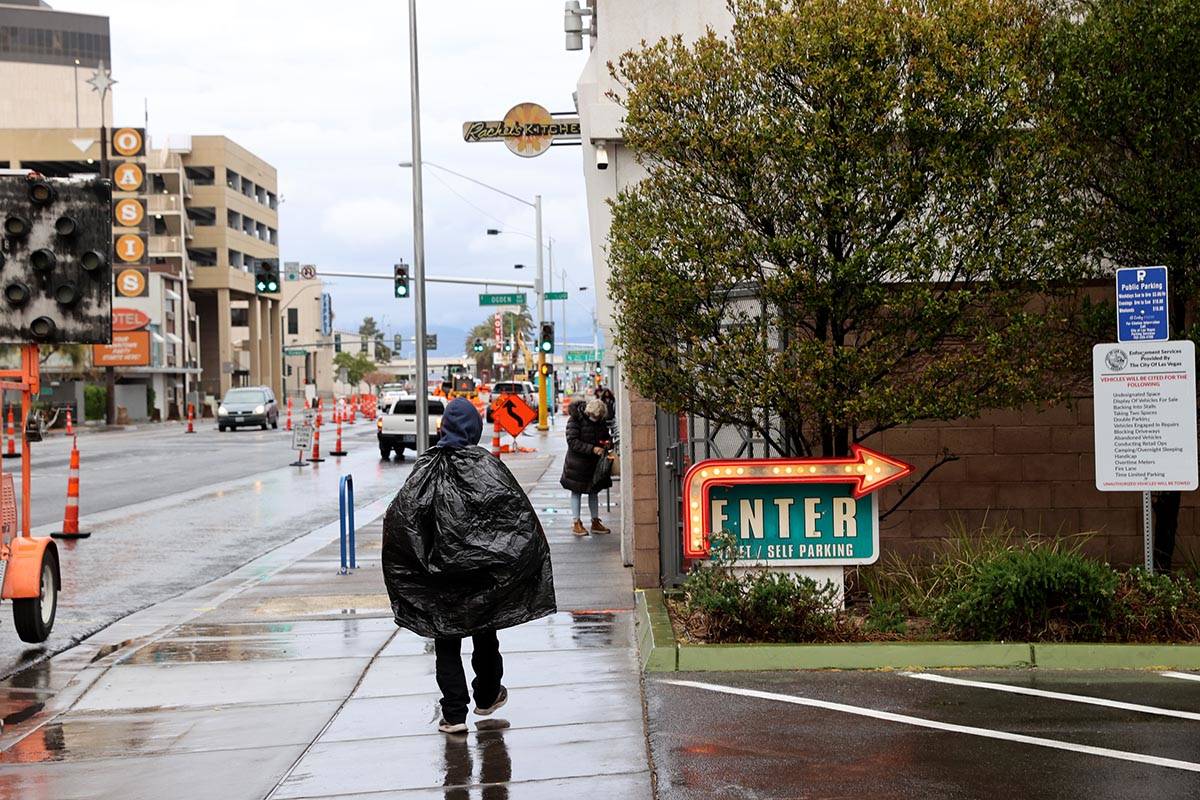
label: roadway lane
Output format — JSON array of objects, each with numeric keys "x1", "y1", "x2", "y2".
[{"x1": 0, "y1": 418, "x2": 410, "y2": 677}]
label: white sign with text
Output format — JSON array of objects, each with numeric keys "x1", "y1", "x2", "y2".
[{"x1": 1093, "y1": 341, "x2": 1198, "y2": 491}]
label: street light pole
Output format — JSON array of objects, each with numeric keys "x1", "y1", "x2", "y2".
[
  {"x1": 88, "y1": 61, "x2": 117, "y2": 426},
  {"x1": 407, "y1": 0, "x2": 430, "y2": 454},
  {"x1": 535, "y1": 194, "x2": 548, "y2": 431}
]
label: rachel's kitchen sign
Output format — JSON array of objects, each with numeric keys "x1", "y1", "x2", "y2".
[{"x1": 682, "y1": 447, "x2": 913, "y2": 567}]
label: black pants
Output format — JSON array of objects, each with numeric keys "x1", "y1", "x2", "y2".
[{"x1": 434, "y1": 630, "x2": 503, "y2": 724}]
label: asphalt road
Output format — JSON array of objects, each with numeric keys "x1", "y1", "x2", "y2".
[
  {"x1": 647, "y1": 669, "x2": 1200, "y2": 799},
  {"x1": 0, "y1": 418, "x2": 410, "y2": 677}
]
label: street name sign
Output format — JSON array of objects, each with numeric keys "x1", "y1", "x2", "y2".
[
  {"x1": 1093, "y1": 341, "x2": 1198, "y2": 491},
  {"x1": 566, "y1": 349, "x2": 604, "y2": 363},
  {"x1": 545, "y1": 291, "x2": 568, "y2": 301},
  {"x1": 480, "y1": 293, "x2": 526, "y2": 307},
  {"x1": 1116, "y1": 266, "x2": 1169, "y2": 343},
  {"x1": 681, "y1": 447, "x2": 913, "y2": 566},
  {"x1": 284, "y1": 348, "x2": 306, "y2": 357}
]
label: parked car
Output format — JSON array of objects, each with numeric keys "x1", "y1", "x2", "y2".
[
  {"x1": 218, "y1": 386, "x2": 279, "y2": 431},
  {"x1": 377, "y1": 396, "x2": 446, "y2": 460}
]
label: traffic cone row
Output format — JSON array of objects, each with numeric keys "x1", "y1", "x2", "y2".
[
  {"x1": 51, "y1": 437, "x2": 90, "y2": 540},
  {"x1": 310, "y1": 406, "x2": 325, "y2": 462},
  {"x1": 2, "y1": 407, "x2": 18, "y2": 459}
]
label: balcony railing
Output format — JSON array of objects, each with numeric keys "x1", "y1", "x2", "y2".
[
  {"x1": 148, "y1": 195, "x2": 182, "y2": 214},
  {"x1": 149, "y1": 235, "x2": 183, "y2": 256}
]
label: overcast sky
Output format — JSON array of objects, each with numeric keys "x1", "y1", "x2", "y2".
[{"x1": 58, "y1": 0, "x2": 597, "y2": 352}]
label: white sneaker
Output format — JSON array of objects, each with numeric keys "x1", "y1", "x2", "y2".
[
  {"x1": 474, "y1": 686, "x2": 508, "y2": 716},
  {"x1": 438, "y1": 719, "x2": 468, "y2": 734}
]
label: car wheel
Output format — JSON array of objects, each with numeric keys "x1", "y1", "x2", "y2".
[
  {"x1": 13, "y1": 547, "x2": 58, "y2": 643},
  {"x1": 271, "y1": 415, "x2": 278, "y2": 430},
  {"x1": 396, "y1": 446, "x2": 405, "y2": 461},
  {"x1": 219, "y1": 424, "x2": 227, "y2": 432},
  {"x1": 261, "y1": 421, "x2": 268, "y2": 431},
  {"x1": 380, "y1": 444, "x2": 391, "y2": 460}
]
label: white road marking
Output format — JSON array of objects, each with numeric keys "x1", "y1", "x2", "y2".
[
  {"x1": 1161, "y1": 672, "x2": 1200, "y2": 683},
  {"x1": 661, "y1": 679, "x2": 1200, "y2": 773},
  {"x1": 903, "y1": 671, "x2": 1200, "y2": 721}
]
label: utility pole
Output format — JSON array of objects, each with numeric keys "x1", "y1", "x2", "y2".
[
  {"x1": 408, "y1": 0, "x2": 430, "y2": 453},
  {"x1": 535, "y1": 194, "x2": 548, "y2": 431},
  {"x1": 88, "y1": 61, "x2": 117, "y2": 426}
]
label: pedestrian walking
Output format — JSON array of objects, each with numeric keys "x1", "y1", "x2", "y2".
[
  {"x1": 382, "y1": 397, "x2": 556, "y2": 734},
  {"x1": 561, "y1": 398, "x2": 614, "y2": 536}
]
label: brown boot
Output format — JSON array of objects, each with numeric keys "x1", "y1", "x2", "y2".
[
  {"x1": 572, "y1": 519, "x2": 588, "y2": 536},
  {"x1": 590, "y1": 518, "x2": 611, "y2": 534}
]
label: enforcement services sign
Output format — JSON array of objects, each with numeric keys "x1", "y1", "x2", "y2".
[{"x1": 682, "y1": 447, "x2": 913, "y2": 566}]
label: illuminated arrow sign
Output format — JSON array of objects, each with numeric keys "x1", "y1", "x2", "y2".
[{"x1": 681, "y1": 446, "x2": 913, "y2": 562}]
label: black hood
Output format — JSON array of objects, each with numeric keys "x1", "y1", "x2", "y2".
[{"x1": 437, "y1": 397, "x2": 483, "y2": 449}]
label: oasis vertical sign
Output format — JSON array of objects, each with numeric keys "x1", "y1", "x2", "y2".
[{"x1": 682, "y1": 446, "x2": 913, "y2": 566}]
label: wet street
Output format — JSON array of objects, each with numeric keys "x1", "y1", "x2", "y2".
[
  {"x1": 648, "y1": 669, "x2": 1200, "y2": 798},
  {"x1": 0, "y1": 419, "x2": 411, "y2": 677}
]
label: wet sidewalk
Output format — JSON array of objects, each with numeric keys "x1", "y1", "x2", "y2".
[{"x1": 0, "y1": 431, "x2": 653, "y2": 798}]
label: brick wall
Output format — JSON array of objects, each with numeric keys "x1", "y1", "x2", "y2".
[
  {"x1": 869, "y1": 398, "x2": 1199, "y2": 565},
  {"x1": 625, "y1": 388, "x2": 662, "y2": 588}
]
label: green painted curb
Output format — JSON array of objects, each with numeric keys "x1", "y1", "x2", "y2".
[
  {"x1": 676, "y1": 642, "x2": 1032, "y2": 671},
  {"x1": 634, "y1": 589, "x2": 678, "y2": 672},
  {"x1": 1032, "y1": 643, "x2": 1200, "y2": 670}
]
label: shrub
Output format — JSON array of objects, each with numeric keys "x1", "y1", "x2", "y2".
[
  {"x1": 864, "y1": 599, "x2": 907, "y2": 636},
  {"x1": 83, "y1": 385, "x2": 106, "y2": 421},
  {"x1": 933, "y1": 548, "x2": 1119, "y2": 641},
  {"x1": 1111, "y1": 570, "x2": 1200, "y2": 642}
]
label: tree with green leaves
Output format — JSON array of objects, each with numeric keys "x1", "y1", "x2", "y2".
[
  {"x1": 333, "y1": 351, "x2": 376, "y2": 388},
  {"x1": 359, "y1": 316, "x2": 391, "y2": 362},
  {"x1": 1049, "y1": 0, "x2": 1200, "y2": 569},
  {"x1": 607, "y1": 0, "x2": 1089, "y2": 502}
]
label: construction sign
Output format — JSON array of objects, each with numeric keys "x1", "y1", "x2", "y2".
[{"x1": 492, "y1": 393, "x2": 537, "y2": 438}]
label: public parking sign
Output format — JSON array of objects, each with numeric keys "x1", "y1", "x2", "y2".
[{"x1": 1116, "y1": 266, "x2": 1169, "y2": 342}]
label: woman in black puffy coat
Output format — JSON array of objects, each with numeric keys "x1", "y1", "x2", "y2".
[{"x1": 560, "y1": 398, "x2": 613, "y2": 536}]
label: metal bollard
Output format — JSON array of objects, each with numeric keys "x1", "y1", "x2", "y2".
[{"x1": 338, "y1": 474, "x2": 356, "y2": 574}]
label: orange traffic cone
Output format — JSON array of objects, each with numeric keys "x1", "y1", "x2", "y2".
[
  {"x1": 51, "y1": 437, "x2": 90, "y2": 539},
  {"x1": 2, "y1": 407, "x2": 18, "y2": 459},
  {"x1": 185, "y1": 402, "x2": 196, "y2": 434},
  {"x1": 330, "y1": 407, "x2": 347, "y2": 456},
  {"x1": 65, "y1": 407, "x2": 74, "y2": 436},
  {"x1": 286, "y1": 397, "x2": 293, "y2": 432},
  {"x1": 491, "y1": 419, "x2": 502, "y2": 457},
  {"x1": 310, "y1": 414, "x2": 325, "y2": 463}
]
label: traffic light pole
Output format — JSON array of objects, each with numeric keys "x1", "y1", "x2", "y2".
[
  {"x1": 535, "y1": 194, "x2": 548, "y2": 431},
  {"x1": 408, "y1": 0, "x2": 431, "y2": 454}
]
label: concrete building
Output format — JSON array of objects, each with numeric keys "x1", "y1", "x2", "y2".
[
  {"x1": 182, "y1": 135, "x2": 282, "y2": 406},
  {"x1": 0, "y1": 0, "x2": 112, "y2": 129},
  {"x1": 574, "y1": 1, "x2": 733, "y2": 584},
  {"x1": 280, "y1": 271, "x2": 333, "y2": 403}
]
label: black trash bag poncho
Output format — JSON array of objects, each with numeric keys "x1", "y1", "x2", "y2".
[{"x1": 383, "y1": 398, "x2": 556, "y2": 638}]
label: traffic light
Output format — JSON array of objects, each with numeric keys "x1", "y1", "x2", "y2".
[
  {"x1": 538, "y1": 321, "x2": 555, "y2": 353},
  {"x1": 334, "y1": 333, "x2": 342, "y2": 353},
  {"x1": 503, "y1": 339, "x2": 513, "y2": 353},
  {"x1": 393, "y1": 334, "x2": 402, "y2": 351},
  {"x1": 472, "y1": 338, "x2": 484, "y2": 353},
  {"x1": 254, "y1": 259, "x2": 280, "y2": 293},
  {"x1": 0, "y1": 173, "x2": 112, "y2": 344},
  {"x1": 394, "y1": 263, "x2": 410, "y2": 298},
  {"x1": 539, "y1": 362, "x2": 551, "y2": 377}
]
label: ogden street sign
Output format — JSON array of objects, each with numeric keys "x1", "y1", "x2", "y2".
[{"x1": 681, "y1": 446, "x2": 913, "y2": 567}]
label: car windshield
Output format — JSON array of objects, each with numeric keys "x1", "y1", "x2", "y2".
[
  {"x1": 224, "y1": 390, "x2": 266, "y2": 404},
  {"x1": 392, "y1": 399, "x2": 445, "y2": 415}
]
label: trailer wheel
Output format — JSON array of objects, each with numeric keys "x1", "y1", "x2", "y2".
[{"x1": 13, "y1": 548, "x2": 58, "y2": 643}]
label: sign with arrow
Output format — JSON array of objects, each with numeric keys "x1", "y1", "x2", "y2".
[
  {"x1": 491, "y1": 393, "x2": 537, "y2": 438},
  {"x1": 681, "y1": 446, "x2": 913, "y2": 565}
]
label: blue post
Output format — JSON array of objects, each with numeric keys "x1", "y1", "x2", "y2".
[
  {"x1": 338, "y1": 474, "x2": 355, "y2": 574},
  {"x1": 347, "y1": 475, "x2": 356, "y2": 570}
]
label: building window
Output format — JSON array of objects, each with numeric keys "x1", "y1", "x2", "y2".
[
  {"x1": 230, "y1": 308, "x2": 248, "y2": 327},
  {"x1": 287, "y1": 308, "x2": 299, "y2": 336}
]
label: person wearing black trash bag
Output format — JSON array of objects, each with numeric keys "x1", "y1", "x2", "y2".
[{"x1": 382, "y1": 397, "x2": 556, "y2": 734}]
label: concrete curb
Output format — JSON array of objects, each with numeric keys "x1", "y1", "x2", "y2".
[{"x1": 634, "y1": 589, "x2": 1200, "y2": 672}]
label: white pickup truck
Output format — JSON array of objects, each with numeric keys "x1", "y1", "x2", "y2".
[{"x1": 376, "y1": 396, "x2": 446, "y2": 460}]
